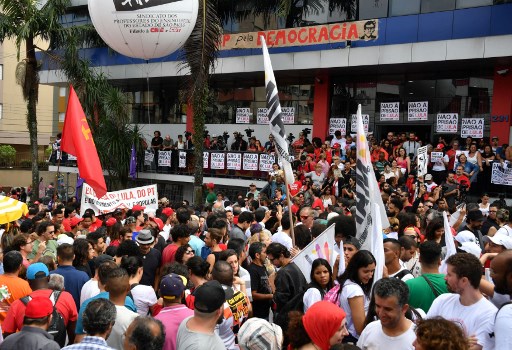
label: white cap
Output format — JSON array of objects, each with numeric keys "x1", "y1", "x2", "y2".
[
  {"x1": 327, "y1": 212, "x2": 339, "y2": 221},
  {"x1": 57, "y1": 234, "x2": 74, "y2": 246},
  {"x1": 459, "y1": 242, "x2": 482, "y2": 258},
  {"x1": 455, "y1": 230, "x2": 476, "y2": 244},
  {"x1": 483, "y1": 234, "x2": 512, "y2": 249}
]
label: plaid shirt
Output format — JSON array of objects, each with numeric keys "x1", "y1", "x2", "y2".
[{"x1": 61, "y1": 336, "x2": 115, "y2": 350}]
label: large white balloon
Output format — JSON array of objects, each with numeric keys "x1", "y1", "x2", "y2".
[{"x1": 88, "y1": 0, "x2": 199, "y2": 60}]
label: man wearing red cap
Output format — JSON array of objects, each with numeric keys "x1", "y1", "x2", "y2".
[{"x1": 0, "y1": 296, "x2": 60, "y2": 350}]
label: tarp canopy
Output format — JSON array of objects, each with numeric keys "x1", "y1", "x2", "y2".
[{"x1": 0, "y1": 195, "x2": 28, "y2": 224}]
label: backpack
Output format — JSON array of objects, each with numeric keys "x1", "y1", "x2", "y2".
[
  {"x1": 393, "y1": 269, "x2": 413, "y2": 281},
  {"x1": 127, "y1": 283, "x2": 139, "y2": 304},
  {"x1": 21, "y1": 291, "x2": 66, "y2": 347}
]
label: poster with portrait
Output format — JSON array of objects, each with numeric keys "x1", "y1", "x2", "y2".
[
  {"x1": 178, "y1": 151, "x2": 187, "y2": 168},
  {"x1": 417, "y1": 146, "x2": 428, "y2": 177},
  {"x1": 491, "y1": 162, "x2": 512, "y2": 186}
]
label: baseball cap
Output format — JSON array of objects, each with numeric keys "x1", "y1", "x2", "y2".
[
  {"x1": 150, "y1": 217, "x2": 164, "y2": 231},
  {"x1": 483, "y1": 234, "x2": 512, "y2": 249},
  {"x1": 57, "y1": 234, "x2": 74, "y2": 246},
  {"x1": 194, "y1": 280, "x2": 226, "y2": 313},
  {"x1": 93, "y1": 254, "x2": 115, "y2": 269},
  {"x1": 25, "y1": 296, "x2": 53, "y2": 319},
  {"x1": 458, "y1": 241, "x2": 482, "y2": 258},
  {"x1": 467, "y1": 210, "x2": 485, "y2": 222},
  {"x1": 70, "y1": 217, "x2": 83, "y2": 228},
  {"x1": 106, "y1": 217, "x2": 117, "y2": 227},
  {"x1": 424, "y1": 174, "x2": 433, "y2": 181},
  {"x1": 249, "y1": 183, "x2": 256, "y2": 187},
  {"x1": 436, "y1": 143, "x2": 445, "y2": 149},
  {"x1": 26, "y1": 262, "x2": 50, "y2": 280},
  {"x1": 136, "y1": 229, "x2": 154, "y2": 245},
  {"x1": 162, "y1": 207, "x2": 174, "y2": 217},
  {"x1": 160, "y1": 273, "x2": 187, "y2": 300},
  {"x1": 455, "y1": 230, "x2": 476, "y2": 244},
  {"x1": 132, "y1": 204, "x2": 146, "y2": 211}
]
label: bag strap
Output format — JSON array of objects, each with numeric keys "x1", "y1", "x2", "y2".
[
  {"x1": 421, "y1": 274, "x2": 440, "y2": 298},
  {"x1": 51, "y1": 290, "x2": 62, "y2": 306}
]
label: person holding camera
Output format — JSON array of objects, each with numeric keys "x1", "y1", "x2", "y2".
[{"x1": 231, "y1": 132, "x2": 248, "y2": 151}]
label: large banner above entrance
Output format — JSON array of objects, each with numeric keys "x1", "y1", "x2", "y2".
[{"x1": 220, "y1": 19, "x2": 379, "y2": 50}]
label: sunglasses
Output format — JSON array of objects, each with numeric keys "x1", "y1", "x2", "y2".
[
  {"x1": 300, "y1": 215, "x2": 312, "y2": 220},
  {"x1": 185, "y1": 250, "x2": 194, "y2": 254}
]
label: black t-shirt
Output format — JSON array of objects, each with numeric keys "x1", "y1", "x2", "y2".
[
  {"x1": 247, "y1": 263, "x2": 272, "y2": 319},
  {"x1": 151, "y1": 137, "x2": 163, "y2": 150},
  {"x1": 140, "y1": 248, "x2": 161, "y2": 287}
]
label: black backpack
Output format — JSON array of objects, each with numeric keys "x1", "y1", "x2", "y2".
[{"x1": 21, "y1": 291, "x2": 66, "y2": 347}]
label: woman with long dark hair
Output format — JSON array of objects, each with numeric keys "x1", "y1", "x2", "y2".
[
  {"x1": 121, "y1": 255, "x2": 157, "y2": 316},
  {"x1": 73, "y1": 238, "x2": 95, "y2": 278},
  {"x1": 185, "y1": 256, "x2": 210, "y2": 309},
  {"x1": 303, "y1": 258, "x2": 334, "y2": 312}
]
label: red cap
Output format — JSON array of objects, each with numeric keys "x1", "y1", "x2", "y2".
[
  {"x1": 25, "y1": 296, "x2": 53, "y2": 319},
  {"x1": 62, "y1": 219, "x2": 72, "y2": 232},
  {"x1": 34, "y1": 201, "x2": 40, "y2": 205},
  {"x1": 206, "y1": 182, "x2": 215, "y2": 190},
  {"x1": 106, "y1": 217, "x2": 117, "y2": 227},
  {"x1": 436, "y1": 143, "x2": 445, "y2": 149},
  {"x1": 132, "y1": 204, "x2": 146, "y2": 211},
  {"x1": 162, "y1": 207, "x2": 174, "y2": 217},
  {"x1": 150, "y1": 217, "x2": 164, "y2": 231},
  {"x1": 332, "y1": 143, "x2": 340, "y2": 149},
  {"x1": 70, "y1": 217, "x2": 83, "y2": 228}
]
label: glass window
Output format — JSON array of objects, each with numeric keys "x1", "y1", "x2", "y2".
[
  {"x1": 0, "y1": 104, "x2": 2, "y2": 119},
  {"x1": 456, "y1": 0, "x2": 492, "y2": 8},
  {"x1": 129, "y1": 88, "x2": 186, "y2": 124},
  {"x1": 59, "y1": 87, "x2": 66, "y2": 97},
  {"x1": 421, "y1": 0, "x2": 456, "y2": 13},
  {"x1": 0, "y1": 64, "x2": 3, "y2": 80},
  {"x1": 359, "y1": 0, "x2": 389, "y2": 20},
  {"x1": 58, "y1": 112, "x2": 65, "y2": 122},
  {"x1": 389, "y1": 0, "x2": 420, "y2": 16}
]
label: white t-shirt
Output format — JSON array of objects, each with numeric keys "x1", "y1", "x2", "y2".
[
  {"x1": 80, "y1": 279, "x2": 100, "y2": 306},
  {"x1": 357, "y1": 320, "x2": 416, "y2": 350},
  {"x1": 272, "y1": 231, "x2": 293, "y2": 251},
  {"x1": 131, "y1": 284, "x2": 158, "y2": 316},
  {"x1": 339, "y1": 280, "x2": 370, "y2": 338},
  {"x1": 496, "y1": 225, "x2": 512, "y2": 237},
  {"x1": 491, "y1": 291, "x2": 511, "y2": 308},
  {"x1": 495, "y1": 303, "x2": 512, "y2": 349},
  {"x1": 107, "y1": 305, "x2": 138, "y2": 350},
  {"x1": 427, "y1": 293, "x2": 497, "y2": 350},
  {"x1": 303, "y1": 288, "x2": 323, "y2": 313}
]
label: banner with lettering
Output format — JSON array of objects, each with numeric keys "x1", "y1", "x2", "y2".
[
  {"x1": 380, "y1": 102, "x2": 400, "y2": 121},
  {"x1": 80, "y1": 183, "x2": 158, "y2": 216},
  {"x1": 351, "y1": 114, "x2": 369, "y2": 133},
  {"x1": 436, "y1": 113, "x2": 458, "y2": 133},
  {"x1": 329, "y1": 118, "x2": 347, "y2": 136},
  {"x1": 144, "y1": 151, "x2": 154, "y2": 166},
  {"x1": 203, "y1": 152, "x2": 209, "y2": 168},
  {"x1": 236, "y1": 108, "x2": 251, "y2": 124},
  {"x1": 243, "y1": 153, "x2": 258, "y2": 171},
  {"x1": 227, "y1": 153, "x2": 242, "y2": 170},
  {"x1": 179, "y1": 151, "x2": 187, "y2": 168},
  {"x1": 408, "y1": 101, "x2": 428, "y2": 121},
  {"x1": 461, "y1": 118, "x2": 484, "y2": 138},
  {"x1": 158, "y1": 151, "x2": 171, "y2": 167},
  {"x1": 257, "y1": 108, "x2": 269, "y2": 124},
  {"x1": 491, "y1": 162, "x2": 512, "y2": 186},
  {"x1": 210, "y1": 152, "x2": 225, "y2": 170},
  {"x1": 281, "y1": 107, "x2": 295, "y2": 124},
  {"x1": 259, "y1": 153, "x2": 274, "y2": 172}
]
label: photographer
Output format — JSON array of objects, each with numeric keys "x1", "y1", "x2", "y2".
[
  {"x1": 210, "y1": 135, "x2": 226, "y2": 150},
  {"x1": 231, "y1": 132, "x2": 248, "y2": 151},
  {"x1": 440, "y1": 172, "x2": 459, "y2": 210},
  {"x1": 297, "y1": 154, "x2": 316, "y2": 180},
  {"x1": 264, "y1": 134, "x2": 276, "y2": 153}
]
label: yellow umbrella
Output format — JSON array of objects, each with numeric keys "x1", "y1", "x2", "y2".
[{"x1": 0, "y1": 195, "x2": 28, "y2": 224}]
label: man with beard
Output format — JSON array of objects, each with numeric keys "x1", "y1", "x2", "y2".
[
  {"x1": 427, "y1": 253, "x2": 496, "y2": 350},
  {"x1": 490, "y1": 250, "x2": 512, "y2": 348}
]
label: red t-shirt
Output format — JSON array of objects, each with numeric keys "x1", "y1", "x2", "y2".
[
  {"x1": 311, "y1": 198, "x2": 324, "y2": 212},
  {"x1": 288, "y1": 181, "x2": 303, "y2": 197},
  {"x1": 161, "y1": 244, "x2": 179, "y2": 266}
]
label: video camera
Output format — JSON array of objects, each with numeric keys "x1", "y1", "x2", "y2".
[
  {"x1": 245, "y1": 128, "x2": 254, "y2": 137},
  {"x1": 287, "y1": 133, "x2": 295, "y2": 143},
  {"x1": 302, "y1": 128, "x2": 311, "y2": 138},
  {"x1": 203, "y1": 129, "x2": 209, "y2": 138},
  {"x1": 223, "y1": 131, "x2": 229, "y2": 142}
]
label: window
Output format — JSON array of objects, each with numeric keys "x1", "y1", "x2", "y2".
[
  {"x1": 59, "y1": 112, "x2": 65, "y2": 122},
  {"x1": 456, "y1": 0, "x2": 492, "y2": 8},
  {"x1": 0, "y1": 104, "x2": 3, "y2": 119},
  {"x1": 0, "y1": 64, "x2": 3, "y2": 80},
  {"x1": 421, "y1": 0, "x2": 456, "y2": 13},
  {"x1": 359, "y1": 0, "x2": 389, "y2": 20},
  {"x1": 389, "y1": 0, "x2": 420, "y2": 16},
  {"x1": 59, "y1": 87, "x2": 66, "y2": 97}
]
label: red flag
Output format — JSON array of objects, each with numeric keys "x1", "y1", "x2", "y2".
[{"x1": 61, "y1": 86, "x2": 107, "y2": 198}]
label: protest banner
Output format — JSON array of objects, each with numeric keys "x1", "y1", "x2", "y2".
[
  {"x1": 461, "y1": 118, "x2": 484, "y2": 138},
  {"x1": 329, "y1": 118, "x2": 347, "y2": 136},
  {"x1": 144, "y1": 151, "x2": 154, "y2": 166},
  {"x1": 257, "y1": 108, "x2": 269, "y2": 124},
  {"x1": 417, "y1": 146, "x2": 428, "y2": 176},
  {"x1": 243, "y1": 153, "x2": 258, "y2": 171},
  {"x1": 259, "y1": 153, "x2": 274, "y2": 172},
  {"x1": 408, "y1": 101, "x2": 428, "y2": 121},
  {"x1": 380, "y1": 102, "x2": 399, "y2": 121},
  {"x1": 430, "y1": 151, "x2": 444, "y2": 163},
  {"x1": 80, "y1": 183, "x2": 158, "y2": 216},
  {"x1": 227, "y1": 153, "x2": 242, "y2": 170},
  {"x1": 491, "y1": 162, "x2": 512, "y2": 186},
  {"x1": 179, "y1": 151, "x2": 187, "y2": 168},
  {"x1": 351, "y1": 114, "x2": 369, "y2": 133},
  {"x1": 158, "y1": 151, "x2": 171, "y2": 167},
  {"x1": 236, "y1": 108, "x2": 251, "y2": 124},
  {"x1": 210, "y1": 152, "x2": 225, "y2": 170},
  {"x1": 203, "y1": 152, "x2": 209, "y2": 168},
  {"x1": 292, "y1": 224, "x2": 338, "y2": 283},
  {"x1": 281, "y1": 107, "x2": 295, "y2": 124},
  {"x1": 436, "y1": 113, "x2": 458, "y2": 133},
  {"x1": 67, "y1": 154, "x2": 77, "y2": 161}
]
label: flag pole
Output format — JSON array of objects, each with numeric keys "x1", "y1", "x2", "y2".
[{"x1": 283, "y1": 174, "x2": 295, "y2": 247}]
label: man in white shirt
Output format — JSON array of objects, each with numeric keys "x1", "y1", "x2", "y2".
[
  {"x1": 490, "y1": 250, "x2": 512, "y2": 349},
  {"x1": 330, "y1": 130, "x2": 345, "y2": 148},
  {"x1": 384, "y1": 238, "x2": 414, "y2": 282},
  {"x1": 424, "y1": 174, "x2": 438, "y2": 193},
  {"x1": 402, "y1": 132, "x2": 420, "y2": 159},
  {"x1": 427, "y1": 253, "x2": 496, "y2": 350},
  {"x1": 357, "y1": 278, "x2": 416, "y2": 350}
]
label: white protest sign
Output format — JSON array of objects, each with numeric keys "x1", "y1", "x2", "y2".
[
  {"x1": 329, "y1": 118, "x2": 347, "y2": 136},
  {"x1": 436, "y1": 113, "x2": 458, "y2": 133},
  {"x1": 80, "y1": 183, "x2": 158, "y2": 216},
  {"x1": 281, "y1": 107, "x2": 295, "y2": 124},
  {"x1": 227, "y1": 153, "x2": 242, "y2": 170},
  {"x1": 408, "y1": 101, "x2": 428, "y2": 121},
  {"x1": 144, "y1": 151, "x2": 154, "y2": 166},
  {"x1": 351, "y1": 114, "x2": 369, "y2": 133},
  {"x1": 380, "y1": 102, "x2": 400, "y2": 121},
  {"x1": 179, "y1": 151, "x2": 187, "y2": 168},
  {"x1": 417, "y1": 146, "x2": 429, "y2": 176},
  {"x1": 491, "y1": 162, "x2": 512, "y2": 186},
  {"x1": 67, "y1": 154, "x2": 77, "y2": 161},
  {"x1": 243, "y1": 153, "x2": 258, "y2": 171},
  {"x1": 203, "y1": 152, "x2": 209, "y2": 168},
  {"x1": 210, "y1": 152, "x2": 225, "y2": 170},
  {"x1": 257, "y1": 108, "x2": 269, "y2": 124},
  {"x1": 158, "y1": 151, "x2": 171, "y2": 167},
  {"x1": 259, "y1": 153, "x2": 274, "y2": 172},
  {"x1": 430, "y1": 151, "x2": 444, "y2": 163},
  {"x1": 461, "y1": 118, "x2": 484, "y2": 138},
  {"x1": 236, "y1": 108, "x2": 251, "y2": 124}
]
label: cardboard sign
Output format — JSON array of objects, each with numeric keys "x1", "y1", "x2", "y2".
[
  {"x1": 380, "y1": 102, "x2": 400, "y2": 121},
  {"x1": 257, "y1": 108, "x2": 269, "y2": 124},
  {"x1": 259, "y1": 153, "x2": 274, "y2": 172},
  {"x1": 236, "y1": 108, "x2": 251, "y2": 124},
  {"x1": 436, "y1": 113, "x2": 458, "y2": 133},
  {"x1": 179, "y1": 151, "x2": 187, "y2": 168},
  {"x1": 351, "y1": 114, "x2": 369, "y2": 133},
  {"x1": 210, "y1": 152, "x2": 225, "y2": 170},
  {"x1": 144, "y1": 151, "x2": 154, "y2": 166},
  {"x1": 408, "y1": 101, "x2": 428, "y2": 121},
  {"x1": 203, "y1": 152, "x2": 209, "y2": 168},
  {"x1": 430, "y1": 151, "x2": 444, "y2": 163},
  {"x1": 158, "y1": 151, "x2": 171, "y2": 167},
  {"x1": 281, "y1": 107, "x2": 295, "y2": 124},
  {"x1": 243, "y1": 153, "x2": 258, "y2": 171},
  {"x1": 417, "y1": 146, "x2": 429, "y2": 177},
  {"x1": 461, "y1": 118, "x2": 484, "y2": 138},
  {"x1": 491, "y1": 162, "x2": 512, "y2": 186},
  {"x1": 227, "y1": 153, "x2": 242, "y2": 170},
  {"x1": 329, "y1": 118, "x2": 347, "y2": 136},
  {"x1": 80, "y1": 183, "x2": 158, "y2": 216}
]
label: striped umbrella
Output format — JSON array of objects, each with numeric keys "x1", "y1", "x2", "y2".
[{"x1": 0, "y1": 195, "x2": 28, "y2": 224}]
